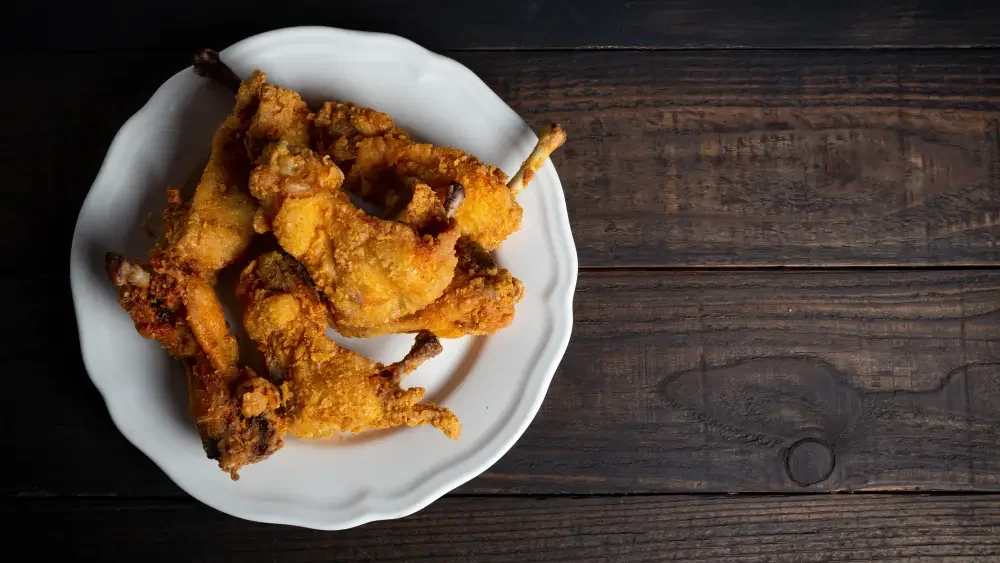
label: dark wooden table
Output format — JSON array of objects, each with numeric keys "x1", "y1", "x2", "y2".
[{"x1": 6, "y1": 1, "x2": 1000, "y2": 560}]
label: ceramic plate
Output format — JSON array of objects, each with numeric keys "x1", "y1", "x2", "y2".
[{"x1": 69, "y1": 26, "x2": 577, "y2": 530}]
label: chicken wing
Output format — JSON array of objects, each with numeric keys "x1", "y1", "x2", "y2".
[
  {"x1": 237, "y1": 251, "x2": 460, "y2": 439},
  {"x1": 106, "y1": 254, "x2": 286, "y2": 479},
  {"x1": 249, "y1": 142, "x2": 461, "y2": 331}
]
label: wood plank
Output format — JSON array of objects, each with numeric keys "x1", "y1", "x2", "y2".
[
  {"x1": 5, "y1": 50, "x2": 1000, "y2": 274},
  {"x1": 11, "y1": 495, "x2": 1000, "y2": 561},
  {"x1": 472, "y1": 50, "x2": 1000, "y2": 267},
  {"x1": 479, "y1": 269, "x2": 1000, "y2": 493},
  {"x1": 5, "y1": 1, "x2": 1000, "y2": 52},
  {"x1": 10, "y1": 270, "x2": 999, "y2": 496}
]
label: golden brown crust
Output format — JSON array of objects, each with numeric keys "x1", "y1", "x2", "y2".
[
  {"x1": 250, "y1": 142, "x2": 461, "y2": 330},
  {"x1": 106, "y1": 253, "x2": 286, "y2": 479},
  {"x1": 237, "y1": 252, "x2": 461, "y2": 440},
  {"x1": 106, "y1": 253, "x2": 198, "y2": 358},
  {"x1": 350, "y1": 136, "x2": 519, "y2": 251},
  {"x1": 246, "y1": 83, "x2": 312, "y2": 161},
  {"x1": 184, "y1": 357, "x2": 287, "y2": 478},
  {"x1": 336, "y1": 239, "x2": 524, "y2": 339},
  {"x1": 149, "y1": 71, "x2": 268, "y2": 275},
  {"x1": 310, "y1": 100, "x2": 410, "y2": 170},
  {"x1": 105, "y1": 69, "x2": 311, "y2": 479}
]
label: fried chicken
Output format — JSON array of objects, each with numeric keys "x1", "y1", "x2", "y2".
[
  {"x1": 348, "y1": 136, "x2": 513, "y2": 251},
  {"x1": 310, "y1": 100, "x2": 410, "y2": 173},
  {"x1": 306, "y1": 108, "x2": 563, "y2": 339},
  {"x1": 152, "y1": 66, "x2": 312, "y2": 273},
  {"x1": 345, "y1": 123, "x2": 566, "y2": 252},
  {"x1": 310, "y1": 96, "x2": 566, "y2": 252},
  {"x1": 237, "y1": 251, "x2": 461, "y2": 439},
  {"x1": 334, "y1": 126, "x2": 564, "y2": 338},
  {"x1": 335, "y1": 183, "x2": 521, "y2": 338},
  {"x1": 249, "y1": 142, "x2": 462, "y2": 331},
  {"x1": 149, "y1": 71, "x2": 264, "y2": 276},
  {"x1": 318, "y1": 177, "x2": 519, "y2": 339},
  {"x1": 337, "y1": 238, "x2": 524, "y2": 338},
  {"x1": 106, "y1": 254, "x2": 285, "y2": 479},
  {"x1": 106, "y1": 64, "x2": 310, "y2": 479},
  {"x1": 104, "y1": 52, "x2": 552, "y2": 479}
]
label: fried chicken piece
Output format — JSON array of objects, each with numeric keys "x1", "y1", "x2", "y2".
[
  {"x1": 338, "y1": 183, "x2": 522, "y2": 338},
  {"x1": 309, "y1": 99, "x2": 511, "y2": 244},
  {"x1": 106, "y1": 63, "x2": 309, "y2": 479},
  {"x1": 310, "y1": 100, "x2": 410, "y2": 171},
  {"x1": 337, "y1": 238, "x2": 524, "y2": 338},
  {"x1": 349, "y1": 137, "x2": 513, "y2": 251},
  {"x1": 347, "y1": 123, "x2": 566, "y2": 251},
  {"x1": 149, "y1": 71, "x2": 264, "y2": 276},
  {"x1": 249, "y1": 142, "x2": 461, "y2": 331},
  {"x1": 333, "y1": 127, "x2": 563, "y2": 338},
  {"x1": 106, "y1": 254, "x2": 286, "y2": 479},
  {"x1": 152, "y1": 66, "x2": 312, "y2": 274},
  {"x1": 237, "y1": 252, "x2": 461, "y2": 439}
]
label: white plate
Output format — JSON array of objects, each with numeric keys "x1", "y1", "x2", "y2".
[{"x1": 69, "y1": 27, "x2": 577, "y2": 530}]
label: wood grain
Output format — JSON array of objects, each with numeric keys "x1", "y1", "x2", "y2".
[
  {"x1": 460, "y1": 49, "x2": 1000, "y2": 267},
  {"x1": 479, "y1": 269, "x2": 1000, "y2": 493},
  {"x1": 12, "y1": 495, "x2": 1000, "y2": 561},
  {"x1": 7, "y1": 3, "x2": 1000, "y2": 558},
  {"x1": 5, "y1": 50, "x2": 1000, "y2": 275},
  {"x1": 5, "y1": 1, "x2": 1000, "y2": 52},
  {"x1": 10, "y1": 270, "x2": 999, "y2": 496}
]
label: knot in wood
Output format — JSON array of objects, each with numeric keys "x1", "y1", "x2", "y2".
[{"x1": 785, "y1": 438, "x2": 834, "y2": 486}]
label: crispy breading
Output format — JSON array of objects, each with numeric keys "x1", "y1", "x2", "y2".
[
  {"x1": 337, "y1": 239, "x2": 523, "y2": 339},
  {"x1": 149, "y1": 71, "x2": 265, "y2": 275},
  {"x1": 106, "y1": 254, "x2": 286, "y2": 479},
  {"x1": 310, "y1": 100, "x2": 410, "y2": 169},
  {"x1": 350, "y1": 136, "x2": 519, "y2": 251},
  {"x1": 250, "y1": 142, "x2": 461, "y2": 330},
  {"x1": 106, "y1": 69, "x2": 310, "y2": 479},
  {"x1": 238, "y1": 252, "x2": 460, "y2": 439}
]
